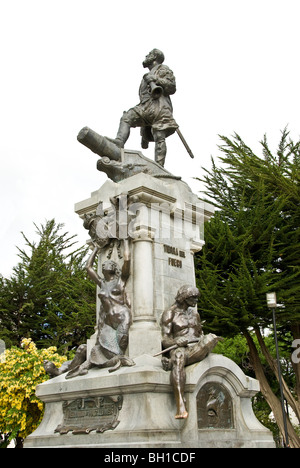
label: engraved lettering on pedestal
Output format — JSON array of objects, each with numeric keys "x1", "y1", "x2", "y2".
[
  {"x1": 55, "y1": 395, "x2": 123, "y2": 435},
  {"x1": 197, "y1": 383, "x2": 233, "y2": 429},
  {"x1": 168, "y1": 257, "x2": 182, "y2": 268},
  {"x1": 164, "y1": 244, "x2": 186, "y2": 269}
]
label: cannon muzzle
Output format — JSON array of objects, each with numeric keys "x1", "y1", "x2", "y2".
[{"x1": 77, "y1": 127, "x2": 121, "y2": 161}]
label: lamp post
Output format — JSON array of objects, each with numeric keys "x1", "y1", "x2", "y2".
[{"x1": 266, "y1": 292, "x2": 290, "y2": 448}]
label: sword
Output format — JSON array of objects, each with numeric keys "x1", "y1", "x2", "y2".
[{"x1": 176, "y1": 128, "x2": 195, "y2": 159}]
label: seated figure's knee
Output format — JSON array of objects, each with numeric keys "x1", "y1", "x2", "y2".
[{"x1": 172, "y1": 349, "x2": 185, "y2": 366}]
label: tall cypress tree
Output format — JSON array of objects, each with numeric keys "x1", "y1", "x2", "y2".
[
  {"x1": 195, "y1": 130, "x2": 300, "y2": 446},
  {"x1": 0, "y1": 220, "x2": 96, "y2": 353}
]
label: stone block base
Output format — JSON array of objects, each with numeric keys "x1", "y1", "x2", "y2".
[{"x1": 24, "y1": 354, "x2": 275, "y2": 448}]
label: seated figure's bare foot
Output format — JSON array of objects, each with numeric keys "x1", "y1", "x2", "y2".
[{"x1": 175, "y1": 410, "x2": 188, "y2": 419}]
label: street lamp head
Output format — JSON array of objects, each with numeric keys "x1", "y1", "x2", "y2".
[{"x1": 266, "y1": 292, "x2": 277, "y2": 308}]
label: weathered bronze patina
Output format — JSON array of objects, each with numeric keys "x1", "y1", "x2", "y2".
[
  {"x1": 197, "y1": 382, "x2": 233, "y2": 429},
  {"x1": 113, "y1": 48, "x2": 178, "y2": 167},
  {"x1": 65, "y1": 237, "x2": 135, "y2": 378},
  {"x1": 160, "y1": 285, "x2": 222, "y2": 419}
]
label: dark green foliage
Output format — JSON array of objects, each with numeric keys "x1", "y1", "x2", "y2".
[
  {"x1": 0, "y1": 220, "x2": 96, "y2": 354},
  {"x1": 195, "y1": 130, "x2": 300, "y2": 442},
  {"x1": 196, "y1": 129, "x2": 300, "y2": 337}
]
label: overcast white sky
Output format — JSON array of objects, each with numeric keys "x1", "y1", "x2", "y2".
[{"x1": 1, "y1": 0, "x2": 299, "y2": 278}]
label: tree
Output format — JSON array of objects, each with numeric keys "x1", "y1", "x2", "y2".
[
  {"x1": 0, "y1": 220, "x2": 96, "y2": 353},
  {"x1": 0, "y1": 338, "x2": 67, "y2": 447},
  {"x1": 195, "y1": 130, "x2": 300, "y2": 447}
]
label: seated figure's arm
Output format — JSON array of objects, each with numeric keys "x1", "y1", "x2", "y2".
[{"x1": 161, "y1": 307, "x2": 177, "y2": 349}]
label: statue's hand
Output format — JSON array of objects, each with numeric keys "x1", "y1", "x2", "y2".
[
  {"x1": 175, "y1": 336, "x2": 189, "y2": 347},
  {"x1": 143, "y1": 72, "x2": 155, "y2": 85}
]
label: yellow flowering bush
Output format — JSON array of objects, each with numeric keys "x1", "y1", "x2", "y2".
[{"x1": 0, "y1": 338, "x2": 67, "y2": 441}]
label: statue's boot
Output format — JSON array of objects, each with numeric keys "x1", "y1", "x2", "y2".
[
  {"x1": 113, "y1": 119, "x2": 131, "y2": 148},
  {"x1": 154, "y1": 139, "x2": 166, "y2": 167}
]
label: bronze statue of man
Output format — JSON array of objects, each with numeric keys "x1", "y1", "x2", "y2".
[
  {"x1": 160, "y1": 285, "x2": 221, "y2": 419},
  {"x1": 113, "y1": 48, "x2": 178, "y2": 167}
]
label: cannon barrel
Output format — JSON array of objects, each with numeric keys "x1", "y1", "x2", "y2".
[{"x1": 77, "y1": 127, "x2": 121, "y2": 161}]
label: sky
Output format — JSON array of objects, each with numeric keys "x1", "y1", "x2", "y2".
[{"x1": 1, "y1": 0, "x2": 300, "y2": 278}]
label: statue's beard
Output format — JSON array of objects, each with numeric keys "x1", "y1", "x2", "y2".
[{"x1": 143, "y1": 57, "x2": 152, "y2": 68}]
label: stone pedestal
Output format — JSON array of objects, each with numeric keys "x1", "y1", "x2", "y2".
[
  {"x1": 24, "y1": 354, "x2": 275, "y2": 448},
  {"x1": 24, "y1": 151, "x2": 275, "y2": 448},
  {"x1": 73, "y1": 165, "x2": 213, "y2": 357}
]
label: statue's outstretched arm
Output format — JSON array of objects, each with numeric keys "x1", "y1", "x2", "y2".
[
  {"x1": 121, "y1": 238, "x2": 130, "y2": 282},
  {"x1": 86, "y1": 245, "x2": 101, "y2": 286}
]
